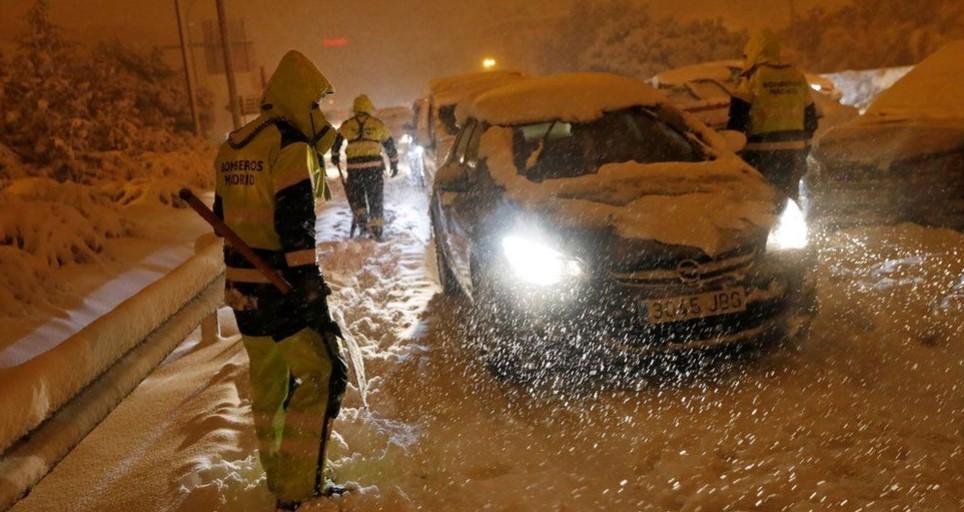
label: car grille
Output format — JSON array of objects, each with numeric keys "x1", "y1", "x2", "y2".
[{"x1": 609, "y1": 246, "x2": 758, "y2": 291}]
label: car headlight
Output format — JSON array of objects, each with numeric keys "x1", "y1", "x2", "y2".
[
  {"x1": 502, "y1": 234, "x2": 583, "y2": 286},
  {"x1": 767, "y1": 199, "x2": 808, "y2": 251}
]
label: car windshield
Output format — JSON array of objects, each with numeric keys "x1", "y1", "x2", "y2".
[{"x1": 511, "y1": 107, "x2": 705, "y2": 181}]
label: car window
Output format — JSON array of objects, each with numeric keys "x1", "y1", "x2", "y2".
[
  {"x1": 512, "y1": 107, "x2": 704, "y2": 181},
  {"x1": 464, "y1": 122, "x2": 485, "y2": 168},
  {"x1": 449, "y1": 119, "x2": 477, "y2": 165}
]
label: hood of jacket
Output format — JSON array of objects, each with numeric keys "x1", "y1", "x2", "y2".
[
  {"x1": 352, "y1": 94, "x2": 376, "y2": 115},
  {"x1": 743, "y1": 29, "x2": 783, "y2": 70},
  {"x1": 260, "y1": 50, "x2": 333, "y2": 137}
]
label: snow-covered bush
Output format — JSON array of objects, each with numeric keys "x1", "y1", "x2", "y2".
[
  {"x1": 0, "y1": 178, "x2": 128, "y2": 267},
  {"x1": 0, "y1": 246, "x2": 72, "y2": 319},
  {"x1": 0, "y1": 0, "x2": 209, "y2": 179},
  {"x1": 783, "y1": 0, "x2": 964, "y2": 71},
  {"x1": 0, "y1": 1, "x2": 216, "y2": 320}
]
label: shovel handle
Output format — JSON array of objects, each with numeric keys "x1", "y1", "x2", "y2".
[{"x1": 179, "y1": 188, "x2": 293, "y2": 295}]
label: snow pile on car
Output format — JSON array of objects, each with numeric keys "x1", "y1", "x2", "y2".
[
  {"x1": 650, "y1": 60, "x2": 740, "y2": 88},
  {"x1": 480, "y1": 127, "x2": 776, "y2": 256},
  {"x1": 469, "y1": 73, "x2": 666, "y2": 126},
  {"x1": 431, "y1": 71, "x2": 527, "y2": 107},
  {"x1": 865, "y1": 40, "x2": 964, "y2": 119}
]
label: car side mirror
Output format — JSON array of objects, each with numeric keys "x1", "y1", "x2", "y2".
[{"x1": 720, "y1": 130, "x2": 747, "y2": 153}]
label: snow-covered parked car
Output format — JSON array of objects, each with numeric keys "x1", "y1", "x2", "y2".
[
  {"x1": 650, "y1": 60, "x2": 855, "y2": 133},
  {"x1": 412, "y1": 71, "x2": 527, "y2": 188},
  {"x1": 430, "y1": 73, "x2": 816, "y2": 362},
  {"x1": 803, "y1": 41, "x2": 964, "y2": 230}
]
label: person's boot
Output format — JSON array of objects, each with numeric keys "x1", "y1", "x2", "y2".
[{"x1": 275, "y1": 499, "x2": 302, "y2": 511}]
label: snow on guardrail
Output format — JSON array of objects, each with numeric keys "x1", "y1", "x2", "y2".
[{"x1": 0, "y1": 236, "x2": 224, "y2": 456}]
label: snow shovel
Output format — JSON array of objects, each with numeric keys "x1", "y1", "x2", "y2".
[{"x1": 179, "y1": 188, "x2": 368, "y2": 401}]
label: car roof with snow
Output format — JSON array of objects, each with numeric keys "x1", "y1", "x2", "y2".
[
  {"x1": 467, "y1": 72, "x2": 668, "y2": 127},
  {"x1": 650, "y1": 60, "x2": 741, "y2": 87},
  {"x1": 429, "y1": 71, "x2": 527, "y2": 106},
  {"x1": 865, "y1": 40, "x2": 964, "y2": 119},
  {"x1": 651, "y1": 60, "x2": 833, "y2": 94}
]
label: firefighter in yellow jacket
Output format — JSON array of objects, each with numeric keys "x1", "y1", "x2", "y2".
[
  {"x1": 331, "y1": 95, "x2": 399, "y2": 239},
  {"x1": 728, "y1": 30, "x2": 817, "y2": 199},
  {"x1": 214, "y1": 50, "x2": 347, "y2": 510}
]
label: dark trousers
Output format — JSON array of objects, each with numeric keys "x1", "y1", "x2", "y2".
[
  {"x1": 742, "y1": 149, "x2": 807, "y2": 200},
  {"x1": 346, "y1": 166, "x2": 385, "y2": 231}
]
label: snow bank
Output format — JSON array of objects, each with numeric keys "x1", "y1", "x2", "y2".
[
  {"x1": 0, "y1": 237, "x2": 224, "y2": 455},
  {"x1": 469, "y1": 73, "x2": 666, "y2": 126},
  {"x1": 0, "y1": 145, "x2": 214, "y2": 321},
  {"x1": 0, "y1": 181, "x2": 128, "y2": 268},
  {"x1": 866, "y1": 40, "x2": 964, "y2": 119},
  {"x1": 479, "y1": 127, "x2": 775, "y2": 256}
]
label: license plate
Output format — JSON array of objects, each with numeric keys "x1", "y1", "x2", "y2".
[{"x1": 645, "y1": 288, "x2": 747, "y2": 325}]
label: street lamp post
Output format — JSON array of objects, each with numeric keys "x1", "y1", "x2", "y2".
[
  {"x1": 216, "y1": 0, "x2": 242, "y2": 130},
  {"x1": 174, "y1": 0, "x2": 201, "y2": 135}
]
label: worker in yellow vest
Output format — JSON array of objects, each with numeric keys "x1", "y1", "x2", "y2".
[
  {"x1": 728, "y1": 30, "x2": 817, "y2": 199},
  {"x1": 213, "y1": 50, "x2": 348, "y2": 510},
  {"x1": 331, "y1": 95, "x2": 399, "y2": 240}
]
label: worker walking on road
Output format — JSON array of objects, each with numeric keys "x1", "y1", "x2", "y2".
[
  {"x1": 331, "y1": 95, "x2": 399, "y2": 240},
  {"x1": 728, "y1": 29, "x2": 818, "y2": 200},
  {"x1": 213, "y1": 50, "x2": 348, "y2": 511}
]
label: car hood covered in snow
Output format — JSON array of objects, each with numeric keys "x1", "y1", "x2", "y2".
[
  {"x1": 813, "y1": 41, "x2": 964, "y2": 172},
  {"x1": 480, "y1": 127, "x2": 777, "y2": 258},
  {"x1": 815, "y1": 118, "x2": 964, "y2": 170}
]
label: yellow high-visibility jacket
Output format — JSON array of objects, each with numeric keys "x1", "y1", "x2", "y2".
[
  {"x1": 332, "y1": 114, "x2": 398, "y2": 171},
  {"x1": 728, "y1": 30, "x2": 816, "y2": 152},
  {"x1": 214, "y1": 51, "x2": 335, "y2": 289}
]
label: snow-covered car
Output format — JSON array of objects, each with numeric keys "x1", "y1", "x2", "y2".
[
  {"x1": 375, "y1": 105, "x2": 413, "y2": 143},
  {"x1": 803, "y1": 41, "x2": 964, "y2": 230},
  {"x1": 430, "y1": 73, "x2": 816, "y2": 362},
  {"x1": 412, "y1": 71, "x2": 527, "y2": 188},
  {"x1": 650, "y1": 60, "x2": 855, "y2": 133}
]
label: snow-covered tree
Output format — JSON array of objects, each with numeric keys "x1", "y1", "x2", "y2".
[
  {"x1": 537, "y1": 2, "x2": 746, "y2": 79},
  {"x1": 0, "y1": 0, "x2": 209, "y2": 181},
  {"x1": 784, "y1": 0, "x2": 964, "y2": 71},
  {"x1": 579, "y1": 15, "x2": 746, "y2": 79}
]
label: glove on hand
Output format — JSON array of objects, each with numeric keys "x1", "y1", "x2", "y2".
[{"x1": 283, "y1": 265, "x2": 331, "y2": 304}]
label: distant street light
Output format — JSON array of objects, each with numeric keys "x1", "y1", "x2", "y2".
[{"x1": 482, "y1": 57, "x2": 497, "y2": 70}]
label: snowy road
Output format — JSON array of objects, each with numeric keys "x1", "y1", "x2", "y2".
[{"x1": 13, "y1": 174, "x2": 964, "y2": 511}]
